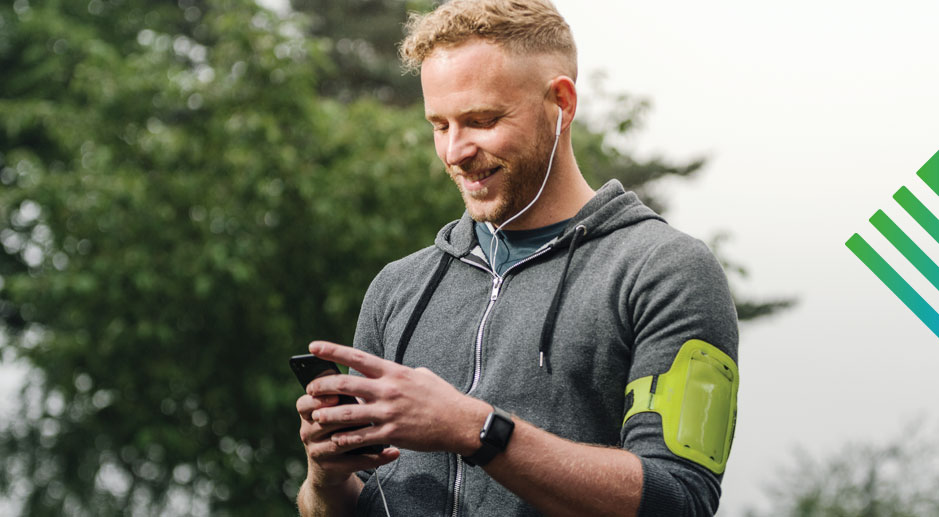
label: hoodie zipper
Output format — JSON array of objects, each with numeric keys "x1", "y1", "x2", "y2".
[{"x1": 450, "y1": 246, "x2": 552, "y2": 517}]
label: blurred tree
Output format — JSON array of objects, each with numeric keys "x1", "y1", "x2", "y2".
[
  {"x1": 746, "y1": 423, "x2": 939, "y2": 517},
  {"x1": 289, "y1": 0, "x2": 433, "y2": 104},
  {"x1": 1, "y1": 0, "x2": 453, "y2": 514},
  {"x1": 0, "y1": 0, "x2": 789, "y2": 515}
]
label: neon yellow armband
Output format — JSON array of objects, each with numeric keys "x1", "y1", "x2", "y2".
[{"x1": 623, "y1": 339, "x2": 738, "y2": 474}]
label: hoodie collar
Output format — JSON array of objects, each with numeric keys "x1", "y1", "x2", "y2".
[{"x1": 434, "y1": 179, "x2": 665, "y2": 258}]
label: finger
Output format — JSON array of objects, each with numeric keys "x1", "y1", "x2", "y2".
[
  {"x1": 312, "y1": 401, "x2": 377, "y2": 427},
  {"x1": 303, "y1": 367, "x2": 342, "y2": 394},
  {"x1": 308, "y1": 373, "x2": 383, "y2": 401},
  {"x1": 301, "y1": 417, "x2": 351, "y2": 443},
  {"x1": 305, "y1": 425, "x2": 394, "y2": 459},
  {"x1": 311, "y1": 394, "x2": 339, "y2": 410},
  {"x1": 297, "y1": 395, "x2": 340, "y2": 424},
  {"x1": 314, "y1": 447, "x2": 400, "y2": 472},
  {"x1": 297, "y1": 394, "x2": 314, "y2": 419},
  {"x1": 302, "y1": 409, "x2": 378, "y2": 446},
  {"x1": 308, "y1": 341, "x2": 393, "y2": 378},
  {"x1": 330, "y1": 423, "x2": 393, "y2": 451}
]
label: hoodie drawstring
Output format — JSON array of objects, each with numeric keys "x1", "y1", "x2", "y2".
[
  {"x1": 394, "y1": 251, "x2": 452, "y2": 365},
  {"x1": 538, "y1": 224, "x2": 587, "y2": 370},
  {"x1": 395, "y1": 224, "x2": 586, "y2": 369}
]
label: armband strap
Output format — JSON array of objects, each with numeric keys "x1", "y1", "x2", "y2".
[{"x1": 623, "y1": 339, "x2": 738, "y2": 474}]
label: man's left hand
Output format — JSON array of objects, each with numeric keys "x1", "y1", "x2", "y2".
[{"x1": 306, "y1": 341, "x2": 490, "y2": 456}]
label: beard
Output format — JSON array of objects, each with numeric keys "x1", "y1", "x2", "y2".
[{"x1": 447, "y1": 110, "x2": 555, "y2": 226}]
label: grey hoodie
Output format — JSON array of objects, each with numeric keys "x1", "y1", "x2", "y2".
[{"x1": 352, "y1": 180, "x2": 739, "y2": 516}]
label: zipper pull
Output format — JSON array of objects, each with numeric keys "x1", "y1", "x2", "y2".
[{"x1": 490, "y1": 276, "x2": 503, "y2": 301}]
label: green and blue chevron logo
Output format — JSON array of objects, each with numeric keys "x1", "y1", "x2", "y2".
[{"x1": 846, "y1": 150, "x2": 939, "y2": 337}]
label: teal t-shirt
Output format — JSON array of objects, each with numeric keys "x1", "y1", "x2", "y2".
[{"x1": 474, "y1": 218, "x2": 571, "y2": 276}]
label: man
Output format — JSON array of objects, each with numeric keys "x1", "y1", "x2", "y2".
[{"x1": 296, "y1": 1, "x2": 739, "y2": 515}]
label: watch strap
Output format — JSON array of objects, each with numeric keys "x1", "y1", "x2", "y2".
[{"x1": 463, "y1": 406, "x2": 514, "y2": 467}]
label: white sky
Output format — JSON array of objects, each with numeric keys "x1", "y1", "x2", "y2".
[
  {"x1": 4, "y1": 1, "x2": 939, "y2": 515},
  {"x1": 551, "y1": 0, "x2": 939, "y2": 514}
]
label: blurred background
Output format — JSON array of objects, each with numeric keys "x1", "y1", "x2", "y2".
[{"x1": 2, "y1": 0, "x2": 939, "y2": 515}]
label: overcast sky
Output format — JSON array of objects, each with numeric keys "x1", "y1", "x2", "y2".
[{"x1": 551, "y1": 0, "x2": 939, "y2": 514}]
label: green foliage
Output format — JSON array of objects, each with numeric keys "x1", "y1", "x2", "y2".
[
  {"x1": 1, "y1": 0, "x2": 453, "y2": 514},
  {"x1": 748, "y1": 423, "x2": 939, "y2": 517},
  {"x1": 1, "y1": 0, "x2": 788, "y2": 515},
  {"x1": 289, "y1": 0, "x2": 436, "y2": 105}
]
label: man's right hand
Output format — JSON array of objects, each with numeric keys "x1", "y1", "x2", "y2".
[
  {"x1": 296, "y1": 383, "x2": 400, "y2": 488},
  {"x1": 296, "y1": 370, "x2": 400, "y2": 516}
]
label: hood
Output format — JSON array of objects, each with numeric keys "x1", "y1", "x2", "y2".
[
  {"x1": 396, "y1": 180, "x2": 668, "y2": 371},
  {"x1": 434, "y1": 179, "x2": 665, "y2": 257}
]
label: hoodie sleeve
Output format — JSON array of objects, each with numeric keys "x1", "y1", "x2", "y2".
[
  {"x1": 621, "y1": 233, "x2": 739, "y2": 517},
  {"x1": 352, "y1": 265, "x2": 390, "y2": 360},
  {"x1": 349, "y1": 264, "x2": 393, "y2": 486}
]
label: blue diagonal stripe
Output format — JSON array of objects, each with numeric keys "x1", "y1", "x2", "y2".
[
  {"x1": 870, "y1": 209, "x2": 939, "y2": 292},
  {"x1": 845, "y1": 233, "x2": 939, "y2": 339}
]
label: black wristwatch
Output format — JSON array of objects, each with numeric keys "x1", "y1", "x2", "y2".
[{"x1": 463, "y1": 406, "x2": 515, "y2": 467}]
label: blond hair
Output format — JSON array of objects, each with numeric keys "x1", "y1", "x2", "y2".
[{"x1": 399, "y1": 0, "x2": 577, "y2": 78}]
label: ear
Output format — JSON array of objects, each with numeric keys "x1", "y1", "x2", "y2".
[{"x1": 546, "y1": 75, "x2": 577, "y2": 134}]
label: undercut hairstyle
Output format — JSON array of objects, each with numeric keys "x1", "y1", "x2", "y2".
[{"x1": 399, "y1": 0, "x2": 577, "y2": 79}]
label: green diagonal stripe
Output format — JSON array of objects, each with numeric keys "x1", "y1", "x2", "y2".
[
  {"x1": 894, "y1": 187, "x2": 939, "y2": 245},
  {"x1": 915, "y1": 150, "x2": 939, "y2": 197},
  {"x1": 870, "y1": 209, "x2": 939, "y2": 292},
  {"x1": 845, "y1": 233, "x2": 939, "y2": 338}
]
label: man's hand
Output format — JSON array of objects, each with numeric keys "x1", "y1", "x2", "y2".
[
  {"x1": 296, "y1": 370, "x2": 399, "y2": 488},
  {"x1": 298, "y1": 341, "x2": 646, "y2": 517},
  {"x1": 306, "y1": 340, "x2": 491, "y2": 456},
  {"x1": 295, "y1": 340, "x2": 487, "y2": 516},
  {"x1": 296, "y1": 364, "x2": 402, "y2": 517}
]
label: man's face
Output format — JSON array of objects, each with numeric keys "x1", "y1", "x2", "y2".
[{"x1": 421, "y1": 40, "x2": 554, "y2": 225}]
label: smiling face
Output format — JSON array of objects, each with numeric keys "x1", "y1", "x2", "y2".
[{"x1": 421, "y1": 40, "x2": 556, "y2": 225}]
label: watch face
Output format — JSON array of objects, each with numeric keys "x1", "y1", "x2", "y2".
[
  {"x1": 482, "y1": 410, "x2": 515, "y2": 447},
  {"x1": 465, "y1": 408, "x2": 515, "y2": 467},
  {"x1": 490, "y1": 415, "x2": 513, "y2": 438}
]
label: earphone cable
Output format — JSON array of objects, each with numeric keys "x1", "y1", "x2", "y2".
[
  {"x1": 489, "y1": 107, "x2": 563, "y2": 268},
  {"x1": 375, "y1": 468, "x2": 392, "y2": 517}
]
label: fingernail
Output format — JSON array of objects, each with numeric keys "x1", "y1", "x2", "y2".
[{"x1": 311, "y1": 411, "x2": 319, "y2": 421}]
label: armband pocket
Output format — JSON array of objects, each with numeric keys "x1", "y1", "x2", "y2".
[{"x1": 623, "y1": 339, "x2": 738, "y2": 474}]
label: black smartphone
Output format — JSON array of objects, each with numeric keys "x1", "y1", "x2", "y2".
[{"x1": 289, "y1": 354, "x2": 386, "y2": 455}]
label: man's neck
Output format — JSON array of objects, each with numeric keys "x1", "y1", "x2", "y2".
[{"x1": 496, "y1": 149, "x2": 595, "y2": 231}]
